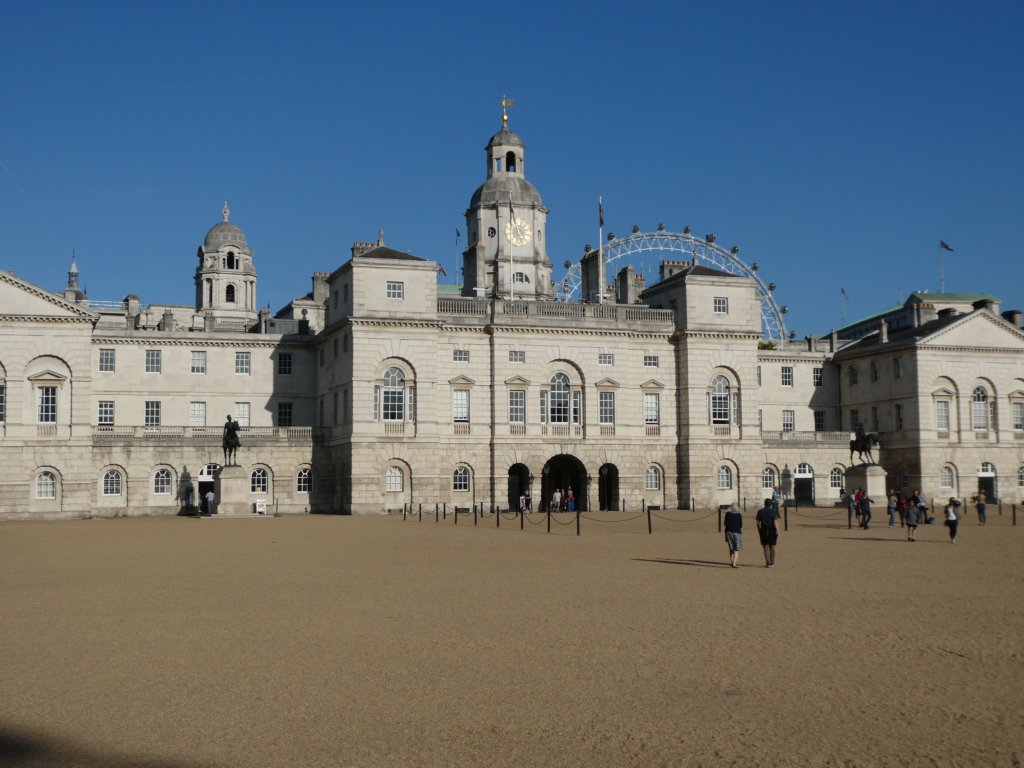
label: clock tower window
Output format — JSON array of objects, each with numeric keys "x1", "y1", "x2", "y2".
[
  {"x1": 505, "y1": 151, "x2": 517, "y2": 173},
  {"x1": 226, "y1": 284, "x2": 236, "y2": 303}
]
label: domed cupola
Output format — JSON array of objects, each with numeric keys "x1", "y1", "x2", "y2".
[
  {"x1": 462, "y1": 98, "x2": 552, "y2": 301},
  {"x1": 194, "y1": 202, "x2": 259, "y2": 326}
]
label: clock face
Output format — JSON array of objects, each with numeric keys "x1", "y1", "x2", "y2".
[{"x1": 504, "y1": 218, "x2": 532, "y2": 246}]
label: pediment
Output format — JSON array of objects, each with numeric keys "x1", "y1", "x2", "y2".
[
  {"x1": 931, "y1": 387, "x2": 956, "y2": 397},
  {"x1": 448, "y1": 375, "x2": 476, "y2": 386},
  {"x1": 28, "y1": 369, "x2": 68, "y2": 385},
  {"x1": 920, "y1": 312, "x2": 1024, "y2": 349},
  {"x1": 0, "y1": 272, "x2": 97, "y2": 320},
  {"x1": 641, "y1": 379, "x2": 664, "y2": 390},
  {"x1": 504, "y1": 375, "x2": 531, "y2": 386},
  {"x1": 594, "y1": 377, "x2": 620, "y2": 388}
]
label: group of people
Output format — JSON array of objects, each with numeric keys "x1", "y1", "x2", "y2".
[
  {"x1": 517, "y1": 490, "x2": 533, "y2": 514},
  {"x1": 723, "y1": 499, "x2": 780, "y2": 569},
  {"x1": 548, "y1": 487, "x2": 575, "y2": 512},
  {"x1": 844, "y1": 487, "x2": 877, "y2": 530}
]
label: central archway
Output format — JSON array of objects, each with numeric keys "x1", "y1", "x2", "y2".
[
  {"x1": 599, "y1": 463, "x2": 619, "y2": 511},
  {"x1": 541, "y1": 454, "x2": 587, "y2": 511}
]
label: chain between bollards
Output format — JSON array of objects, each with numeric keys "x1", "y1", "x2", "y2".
[{"x1": 576, "y1": 509, "x2": 580, "y2": 536}]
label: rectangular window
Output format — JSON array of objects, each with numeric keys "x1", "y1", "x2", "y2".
[
  {"x1": 145, "y1": 349, "x2": 161, "y2": 373},
  {"x1": 849, "y1": 366, "x2": 858, "y2": 385},
  {"x1": 1013, "y1": 402, "x2": 1024, "y2": 431},
  {"x1": 643, "y1": 355, "x2": 659, "y2": 368},
  {"x1": 145, "y1": 401, "x2": 161, "y2": 427},
  {"x1": 386, "y1": 281, "x2": 404, "y2": 300},
  {"x1": 599, "y1": 391, "x2": 615, "y2": 425},
  {"x1": 894, "y1": 358, "x2": 903, "y2": 379},
  {"x1": 508, "y1": 390, "x2": 525, "y2": 423},
  {"x1": 509, "y1": 350, "x2": 525, "y2": 364},
  {"x1": 782, "y1": 410, "x2": 795, "y2": 432},
  {"x1": 870, "y1": 361, "x2": 879, "y2": 382},
  {"x1": 452, "y1": 390, "x2": 470, "y2": 422},
  {"x1": 234, "y1": 402, "x2": 251, "y2": 427},
  {"x1": 813, "y1": 367, "x2": 823, "y2": 387},
  {"x1": 278, "y1": 402, "x2": 293, "y2": 427},
  {"x1": 99, "y1": 349, "x2": 116, "y2": 372},
  {"x1": 277, "y1": 352, "x2": 293, "y2": 375},
  {"x1": 644, "y1": 393, "x2": 660, "y2": 425},
  {"x1": 713, "y1": 296, "x2": 728, "y2": 314},
  {"x1": 814, "y1": 410, "x2": 825, "y2": 432},
  {"x1": 572, "y1": 391, "x2": 582, "y2": 425},
  {"x1": 98, "y1": 400, "x2": 114, "y2": 426},
  {"x1": 235, "y1": 351, "x2": 251, "y2": 375},
  {"x1": 895, "y1": 403, "x2": 904, "y2": 431},
  {"x1": 453, "y1": 349, "x2": 469, "y2": 363},
  {"x1": 598, "y1": 353, "x2": 614, "y2": 365},
  {"x1": 872, "y1": 406, "x2": 879, "y2": 431},
  {"x1": 936, "y1": 400, "x2": 950, "y2": 431},
  {"x1": 37, "y1": 386, "x2": 57, "y2": 423},
  {"x1": 190, "y1": 401, "x2": 206, "y2": 427},
  {"x1": 539, "y1": 390, "x2": 548, "y2": 424},
  {"x1": 781, "y1": 366, "x2": 793, "y2": 387},
  {"x1": 191, "y1": 350, "x2": 207, "y2": 374},
  {"x1": 850, "y1": 409, "x2": 861, "y2": 430}
]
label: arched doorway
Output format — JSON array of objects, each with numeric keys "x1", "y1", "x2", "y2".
[
  {"x1": 978, "y1": 462, "x2": 997, "y2": 501},
  {"x1": 793, "y1": 462, "x2": 815, "y2": 505},
  {"x1": 599, "y1": 464, "x2": 619, "y2": 511},
  {"x1": 507, "y1": 463, "x2": 532, "y2": 512},
  {"x1": 198, "y1": 463, "x2": 221, "y2": 513},
  {"x1": 541, "y1": 454, "x2": 587, "y2": 511}
]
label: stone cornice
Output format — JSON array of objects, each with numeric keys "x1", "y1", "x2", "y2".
[
  {"x1": 0, "y1": 271, "x2": 99, "y2": 319},
  {"x1": 90, "y1": 336, "x2": 290, "y2": 348},
  {"x1": 0, "y1": 314, "x2": 95, "y2": 325}
]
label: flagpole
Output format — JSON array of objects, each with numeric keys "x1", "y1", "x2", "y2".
[
  {"x1": 939, "y1": 244, "x2": 944, "y2": 294},
  {"x1": 598, "y1": 196, "x2": 603, "y2": 304},
  {"x1": 509, "y1": 193, "x2": 514, "y2": 302},
  {"x1": 455, "y1": 228, "x2": 460, "y2": 288}
]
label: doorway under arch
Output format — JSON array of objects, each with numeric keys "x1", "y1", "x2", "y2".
[
  {"x1": 507, "y1": 463, "x2": 532, "y2": 512},
  {"x1": 541, "y1": 454, "x2": 587, "y2": 511},
  {"x1": 598, "y1": 464, "x2": 619, "y2": 511}
]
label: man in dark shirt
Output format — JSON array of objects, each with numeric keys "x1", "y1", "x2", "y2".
[
  {"x1": 723, "y1": 503, "x2": 743, "y2": 568},
  {"x1": 755, "y1": 498, "x2": 781, "y2": 568}
]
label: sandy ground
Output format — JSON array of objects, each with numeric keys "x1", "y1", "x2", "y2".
[{"x1": 0, "y1": 507, "x2": 1022, "y2": 768}]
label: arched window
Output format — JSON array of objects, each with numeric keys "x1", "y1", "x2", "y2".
[
  {"x1": 796, "y1": 463, "x2": 813, "y2": 476},
  {"x1": 710, "y1": 375, "x2": 731, "y2": 424},
  {"x1": 297, "y1": 468, "x2": 311, "y2": 493},
  {"x1": 941, "y1": 466, "x2": 955, "y2": 488},
  {"x1": 226, "y1": 252, "x2": 237, "y2": 269},
  {"x1": 830, "y1": 468, "x2": 843, "y2": 489},
  {"x1": 972, "y1": 386, "x2": 990, "y2": 430},
  {"x1": 386, "y1": 466, "x2": 404, "y2": 492},
  {"x1": 505, "y1": 151, "x2": 517, "y2": 173},
  {"x1": 382, "y1": 367, "x2": 406, "y2": 421},
  {"x1": 980, "y1": 462, "x2": 996, "y2": 475},
  {"x1": 250, "y1": 468, "x2": 268, "y2": 493},
  {"x1": 103, "y1": 470, "x2": 122, "y2": 496},
  {"x1": 35, "y1": 471, "x2": 56, "y2": 499},
  {"x1": 453, "y1": 466, "x2": 469, "y2": 492},
  {"x1": 549, "y1": 373, "x2": 570, "y2": 424},
  {"x1": 153, "y1": 469, "x2": 172, "y2": 495},
  {"x1": 226, "y1": 284, "x2": 236, "y2": 303},
  {"x1": 717, "y1": 465, "x2": 733, "y2": 490},
  {"x1": 762, "y1": 467, "x2": 775, "y2": 489},
  {"x1": 645, "y1": 466, "x2": 661, "y2": 490}
]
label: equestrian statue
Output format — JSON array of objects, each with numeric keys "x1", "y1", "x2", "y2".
[
  {"x1": 222, "y1": 415, "x2": 242, "y2": 466},
  {"x1": 849, "y1": 424, "x2": 880, "y2": 465}
]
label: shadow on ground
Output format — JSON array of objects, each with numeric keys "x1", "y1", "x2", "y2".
[{"x1": 0, "y1": 725, "x2": 214, "y2": 768}]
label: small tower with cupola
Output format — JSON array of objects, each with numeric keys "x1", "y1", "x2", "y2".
[
  {"x1": 462, "y1": 99, "x2": 553, "y2": 300},
  {"x1": 194, "y1": 202, "x2": 259, "y2": 326}
]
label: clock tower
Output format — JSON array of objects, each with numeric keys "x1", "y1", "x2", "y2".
[{"x1": 462, "y1": 104, "x2": 553, "y2": 300}]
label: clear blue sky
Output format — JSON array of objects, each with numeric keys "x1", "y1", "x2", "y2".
[{"x1": 2, "y1": 1, "x2": 1021, "y2": 337}]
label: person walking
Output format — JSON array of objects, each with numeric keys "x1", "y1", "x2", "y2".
[
  {"x1": 566, "y1": 489, "x2": 575, "y2": 512},
  {"x1": 974, "y1": 490, "x2": 987, "y2": 526},
  {"x1": 755, "y1": 497, "x2": 780, "y2": 568},
  {"x1": 771, "y1": 485, "x2": 782, "y2": 514},
  {"x1": 904, "y1": 497, "x2": 920, "y2": 541},
  {"x1": 551, "y1": 487, "x2": 562, "y2": 512},
  {"x1": 944, "y1": 497, "x2": 960, "y2": 543},
  {"x1": 859, "y1": 493, "x2": 874, "y2": 530},
  {"x1": 887, "y1": 489, "x2": 898, "y2": 528},
  {"x1": 724, "y1": 503, "x2": 743, "y2": 568}
]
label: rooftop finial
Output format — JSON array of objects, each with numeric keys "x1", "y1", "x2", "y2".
[
  {"x1": 499, "y1": 95, "x2": 515, "y2": 128},
  {"x1": 69, "y1": 248, "x2": 78, "y2": 272},
  {"x1": 222, "y1": 201, "x2": 230, "y2": 222},
  {"x1": 377, "y1": 228, "x2": 385, "y2": 245}
]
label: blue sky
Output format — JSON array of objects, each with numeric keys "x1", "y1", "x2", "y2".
[{"x1": 2, "y1": 1, "x2": 1021, "y2": 337}]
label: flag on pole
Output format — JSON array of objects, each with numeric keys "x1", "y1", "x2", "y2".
[
  {"x1": 599, "y1": 199, "x2": 604, "y2": 227},
  {"x1": 841, "y1": 288, "x2": 848, "y2": 299},
  {"x1": 456, "y1": 228, "x2": 461, "y2": 238},
  {"x1": 508, "y1": 200, "x2": 515, "y2": 222},
  {"x1": 939, "y1": 240, "x2": 955, "y2": 252},
  {"x1": 437, "y1": 265, "x2": 447, "y2": 276}
]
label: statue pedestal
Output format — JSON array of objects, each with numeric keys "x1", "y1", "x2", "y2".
[
  {"x1": 845, "y1": 464, "x2": 888, "y2": 501},
  {"x1": 214, "y1": 465, "x2": 252, "y2": 515}
]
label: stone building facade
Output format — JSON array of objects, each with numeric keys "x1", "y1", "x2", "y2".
[{"x1": 2, "y1": 118, "x2": 1022, "y2": 519}]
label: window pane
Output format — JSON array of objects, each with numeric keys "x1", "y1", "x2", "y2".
[
  {"x1": 154, "y1": 469, "x2": 172, "y2": 494},
  {"x1": 36, "y1": 472, "x2": 56, "y2": 499},
  {"x1": 37, "y1": 386, "x2": 57, "y2": 423},
  {"x1": 191, "y1": 350, "x2": 207, "y2": 374},
  {"x1": 146, "y1": 350, "x2": 161, "y2": 373},
  {"x1": 98, "y1": 401, "x2": 115, "y2": 426},
  {"x1": 644, "y1": 393, "x2": 660, "y2": 425},
  {"x1": 235, "y1": 352, "x2": 251, "y2": 375},
  {"x1": 509, "y1": 390, "x2": 525, "y2": 423},
  {"x1": 599, "y1": 391, "x2": 615, "y2": 425},
  {"x1": 297, "y1": 468, "x2": 311, "y2": 493},
  {"x1": 550, "y1": 374, "x2": 569, "y2": 423},
  {"x1": 99, "y1": 349, "x2": 116, "y2": 372},
  {"x1": 452, "y1": 390, "x2": 470, "y2": 422}
]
